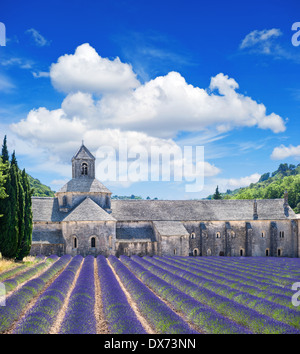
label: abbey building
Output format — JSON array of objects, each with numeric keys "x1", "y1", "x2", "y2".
[{"x1": 31, "y1": 144, "x2": 300, "y2": 258}]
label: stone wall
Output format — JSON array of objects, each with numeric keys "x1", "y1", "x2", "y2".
[{"x1": 62, "y1": 220, "x2": 116, "y2": 257}]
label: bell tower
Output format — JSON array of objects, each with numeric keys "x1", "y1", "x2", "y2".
[{"x1": 72, "y1": 142, "x2": 95, "y2": 179}]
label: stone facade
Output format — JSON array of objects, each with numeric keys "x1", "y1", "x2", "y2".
[{"x1": 31, "y1": 144, "x2": 300, "y2": 258}]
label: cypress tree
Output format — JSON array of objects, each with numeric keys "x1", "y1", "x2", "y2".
[
  {"x1": 1, "y1": 135, "x2": 9, "y2": 163},
  {"x1": 0, "y1": 162, "x2": 19, "y2": 258},
  {"x1": 11, "y1": 152, "x2": 25, "y2": 261},
  {"x1": 213, "y1": 185, "x2": 222, "y2": 200},
  {"x1": 16, "y1": 169, "x2": 33, "y2": 260}
]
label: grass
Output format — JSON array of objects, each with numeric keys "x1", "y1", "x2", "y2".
[{"x1": 0, "y1": 253, "x2": 37, "y2": 273}]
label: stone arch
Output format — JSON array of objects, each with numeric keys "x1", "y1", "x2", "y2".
[
  {"x1": 239, "y1": 248, "x2": 245, "y2": 257},
  {"x1": 81, "y1": 162, "x2": 88, "y2": 175},
  {"x1": 193, "y1": 248, "x2": 200, "y2": 256},
  {"x1": 207, "y1": 248, "x2": 211, "y2": 256},
  {"x1": 90, "y1": 236, "x2": 96, "y2": 248}
]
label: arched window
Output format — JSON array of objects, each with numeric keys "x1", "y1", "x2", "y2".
[
  {"x1": 81, "y1": 162, "x2": 88, "y2": 175},
  {"x1": 91, "y1": 237, "x2": 96, "y2": 248},
  {"x1": 190, "y1": 233, "x2": 196, "y2": 239},
  {"x1": 231, "y1": 231, "x2": 235, "y2": 238},
  {"x1": 279, "y1": 231, "x2": 284, "y2": 238},
  {"x1": 73, "y1": 236, "x2": 77, "y2": 249},
  {"x1": 277, "y1": 249, "x2": 281, "y2": 256},
  {"x1": 261, "y1": 231, "x2": 265, "y2": 238},
  {"x1": 240, "y1": 249, "x2": 244, "y2": 256},
  {"x1": 193, "y1": 248, "x2": 199, "y2": 256},
  {"x1": 216, "y1": 232, "x2": 221, "y2": 238},
  {"x1": 207, "y1": 249, "x2": 211, "y2": 256},
  {"x1": 265, "y1": 249, "x2": 269, "y2": 256}
]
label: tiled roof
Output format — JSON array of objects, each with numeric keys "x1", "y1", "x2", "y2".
[
  {"x1": 56, "y1": 177, "x2": 111, "y2": 194},
  {"x1": 110, "y1": 198, "x2": 296, "y2": 221},
  {"x1": 63, "y1": 197, "x2": 116, "y2": 222},
  {"x1": 153, "y1": 221, "x2": 189, "y2": 236}
]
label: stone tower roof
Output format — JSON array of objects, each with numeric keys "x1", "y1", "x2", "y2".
[
  {"x1": 57, "y1": 178, "x2": 111, "y2": 194},
  {"x1": 72, "y1": 143, "x2": 95, "y2": 161}
]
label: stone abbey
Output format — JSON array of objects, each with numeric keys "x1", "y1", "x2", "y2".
[{"x1": 31, "y1": 144, "x2": 300, "y2": 258}]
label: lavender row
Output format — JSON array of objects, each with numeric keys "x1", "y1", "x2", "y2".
[
  {"x1": 153, "y1": 256, "x2": 300, "y2": 329},
  {"x1": 141, "y1": 256, "x2": 299, "y2": 334},
  {"x1": 122, "y1": 255, "x2": 250, "y2": 334},
  {"x1": 0, "y1": 254, "x2": 71, "y2": 333},
  {"x1": 187, "y1": 256, "x2": 300, "y2": 285},
  {"x1": 13, "y1": 255, "x2": 83, "y2": 334},
  {"x1": 96, "y1": 255, "x2": 147, "y2": 334},
  {"x1": 169, "y1": 256, "x2": 296, "y2": 298},
  {"x1": 162, "y1": 256, "x2": 296, "y2": 308},
  {"x1": 108, "y1": 255, "x2": 198, "y2": 334},
  {"x1": 59, "y1": 255, "x2": 97, "y2": 334},
  {"x1": 2, "y1": 255, "x2": 58, "y2": 294}
]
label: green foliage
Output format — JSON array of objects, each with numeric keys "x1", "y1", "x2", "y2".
[
  {"x1": 224, "y1": 163, "x2": 300, "y2": 213},
  {"x1": 0, "y1": 136, "x2": 35, "y2": 260},
  {"x1": 26, "y1": 174, "x2": 55, "y2": 197},
  {"x1": 213, "y1": 186, "x2": 222, "y2": 200}
]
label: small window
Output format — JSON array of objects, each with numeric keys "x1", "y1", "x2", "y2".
[
  {"x1": 261, "y1": 231, "x2": 265, "y2": 238},
  {"x1": 279, "y1": 231, "x2": 284, "y2": 238},
  {"x1": 91, "y1": 237, "x2": 96, "y2": 248},
  {"x1": 265, "y1": 249, "x2": 269, "y2": 256},
  {"x1": 277, "y1": 249, "x2": 281, "y2": 256},
  {"x1": 216, "y1": 232, "x2": 221, "y2": 238},
  {"x1": 191, "y1": 233, "x2": 196, "y2": 239},
  {"x1": 73, "y1": 237, "x2": 77, "y2": 249},
  {"x1": 81, "y1": 162, "x2": 88, "y2": 175}
]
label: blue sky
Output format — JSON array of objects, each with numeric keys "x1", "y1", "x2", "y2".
[{"x1": 0, "y1": 0, "x2": 300, "y2": 199}]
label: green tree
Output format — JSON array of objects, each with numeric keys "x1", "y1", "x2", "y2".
[
  {"x1": 1, "y1": 135, "x2": 9, "y2": 164},
  {"x1": 16, "y1": 169, "x2": 33, "y2": 260},
  {"x1": 0, "y1": 162, "x2": 19, "y2": 258},
  {"x1": 213, "y1": 186, "x2": 222, "y2": 200}
]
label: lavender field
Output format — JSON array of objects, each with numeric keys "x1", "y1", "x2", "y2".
[{"x1": 0, "y1": 254, "x2": 299, "y2": 334}]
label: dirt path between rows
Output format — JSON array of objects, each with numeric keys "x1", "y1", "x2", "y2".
[
  {"x1": 5, "y1": 258, "x2": 72, "y2": 334},
  {"x1": 118, "y1": 259, "x2": 203, "y2": 334},
  {"x1": 49, "y1": 258, "x2": 84, "y2": 334},
  {"x1": 94, "y1": 258, "x2": 110, "y2": 334},
  {"x1": 107, "y1": 258, "x2": 155, "y2": 334}
]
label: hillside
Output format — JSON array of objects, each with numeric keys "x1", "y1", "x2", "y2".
[
  {"x1": 212, "y1": 163, "x2": 300, "y2": 213},
  {"x1": 27, "y1": 174, "x2": 55, "y2": 197}
]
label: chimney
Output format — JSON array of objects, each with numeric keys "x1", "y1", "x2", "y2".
[{"x1": 253, "y1": 199, "x2": 258, "y2": 220}]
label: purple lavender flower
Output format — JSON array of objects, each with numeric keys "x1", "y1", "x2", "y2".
[
  {"x1": 97, "y1": 255, "x2": 147, "y2": 334},
  {"x1": 108, "y1": 255, "x2": 198, "y2": 335},
  {"x1": 59, "y1": 255, "x2": 96, "y2": 334}
]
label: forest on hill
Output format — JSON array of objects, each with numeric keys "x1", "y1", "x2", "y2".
[{"x1": 210, "y1": 163, "x2": 300, "y2": 214}]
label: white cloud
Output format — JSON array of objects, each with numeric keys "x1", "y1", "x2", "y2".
[
  {"x1": 32, "y1": 71, "x2": 50, "y2": 78},
  {"x1": 50, "y1": 43, "x2": 140, "y2": 94},
  {"x1": 26, "y1": 28, "x2": 50, "y2": 47},
  {"x1": 240, "y1": 28, "x2": 282, "y2": 53},
  {"x1": 271, "y1": 144, "x2": 300, "y2": 160},
  {"x1": 9, "y1": 43, "x2": 287, "y2": 189}
]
